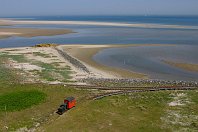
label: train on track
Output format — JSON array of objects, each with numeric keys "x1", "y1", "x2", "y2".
[{"x1": 57, "y1": 97, "x2": 76, "y2": 115}]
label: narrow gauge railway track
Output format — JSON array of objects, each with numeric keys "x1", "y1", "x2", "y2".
[
  {"x1": 64, "y1": 84, "x2": 198, "y2": 100},
  {"x1": 65, "y1": 84, "x2": 198, "y2": 91},
  {"x1": 90, "y1": 87, "x2": 197, "y2": 100}
]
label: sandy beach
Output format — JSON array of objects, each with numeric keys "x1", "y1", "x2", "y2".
[{"x1": 1, "y1": 19, "x2": 198, "y2": 30}]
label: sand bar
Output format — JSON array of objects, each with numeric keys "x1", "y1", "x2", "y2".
[
  {"x1": 0, "y1": 28, "x2": 74, "y2": 39},
  {"x1": 2, "y1": 19, "x2": 198, "y2": 30},
  {"x1": 163, "y1": 60, "x2": 198, "y2": 72},
  {"x1": 0, "y1": 32, "x2": 21, "y2": 35},
  {"x1": 0, "y1": 20, "x2": 13, "y2": 26}
]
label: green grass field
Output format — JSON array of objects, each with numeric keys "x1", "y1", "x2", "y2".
[{"x1": 0, "y1": 90, "x2": 46, "y2": 111}]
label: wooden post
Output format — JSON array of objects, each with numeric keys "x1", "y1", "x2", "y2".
[{"x1": 5, "y1": 105, "x2": 8, "y2": 130}]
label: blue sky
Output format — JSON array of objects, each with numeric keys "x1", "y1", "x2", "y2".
[{"x1": 0, "y1": 0, "x2": 198, "y2": 16}]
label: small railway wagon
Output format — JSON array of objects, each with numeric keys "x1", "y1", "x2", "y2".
[{"x1": 64, "y1": 97, "x2": 76, "y2": 109}]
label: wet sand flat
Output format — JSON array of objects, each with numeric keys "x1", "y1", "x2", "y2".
[{"x1": 163, "y1": 60, "x2": 198, "y2": 72}]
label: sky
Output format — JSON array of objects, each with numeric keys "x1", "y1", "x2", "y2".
[{"x1": 0, "y1": 0, "x2": 198, "y2": 16}]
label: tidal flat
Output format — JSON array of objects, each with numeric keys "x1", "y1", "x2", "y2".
[{"x1": 0, "y1": 28, "x2": 74, "y2": 39}]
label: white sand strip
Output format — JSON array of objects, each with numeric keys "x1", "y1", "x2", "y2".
[
  {"x1": 0, "y1": 32, "x2": 21, "y2": 35},
  {"x1": 4, "y1": 20, "x2": 198, "y2": 30}
]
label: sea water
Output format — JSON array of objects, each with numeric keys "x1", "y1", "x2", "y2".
[
  {"x1": 0, "y1": 16, "x2": 198, "y2": 48},
  {"x1": 4, "y1": 15, "x2": 198, "y2": 26},
  {"x1": 93, "y1": 45, "x2": 198, "y2": 81}
]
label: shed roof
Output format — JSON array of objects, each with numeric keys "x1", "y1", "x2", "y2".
[{"x1": 66, "y1": 97, "x2": 75, "y2": 102}]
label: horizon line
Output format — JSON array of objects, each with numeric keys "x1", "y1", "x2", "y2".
[{"x1": 1, "y1": 14, "x2": 198, "y2": 18}]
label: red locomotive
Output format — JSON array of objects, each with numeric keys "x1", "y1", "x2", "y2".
[{"x1": 57, "y1": 97, "x2": 76, "y2": 115}]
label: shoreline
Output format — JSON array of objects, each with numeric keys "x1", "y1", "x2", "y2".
[
  {"x1": 61, "y1": 44, "x2": 169, "y2": 79},
  {"x1": 1, "y1": 19, "x2": 198, "y2": 30},
  {"x1": 61, "y1": 44, "x2": 198, "y2": 81}
]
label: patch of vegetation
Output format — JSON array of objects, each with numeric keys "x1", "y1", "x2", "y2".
[
  {"x1": 34, "y1": 43, "x2": 59, "y2": 47},
  {"x1": 161, "y1": 91, "x2": 198, "y2": 131},
  {"x1": 32, "y1": 61, "x2": 72, "y2": 82},
  {"x1": 0, "y1": 65, "x2": 20, "y2": 84},
  {"x1": 50, "y1": 62, "x2": 61, "y2": 67},
  {"x1": 33, "y1": 52, "x2": 51, "y2": 58},
  {"x1": 0, "y1": 54, "x2": 22, "y2": 84},
  {"x1": 0, "y1": 90, "x2": 46, "y2": 112},
  {"x1": 50, "y1": 59, "x2": 60, "y2": 61},
  {"x1": 0, "y1": 53, "x2": 26, "y2": 63},
  {"x1": 37, "y1": 70, "x2": 56, "y2": 81},
  {"x1": 34, "y1": 62, "x2": 59, "y2": 81},
  {"x1": 58, "y1": 68, "x2": 72, "y2": 82},
  {"x1": 4, "y1": 49, "x2": 22, "y2": 52}
]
